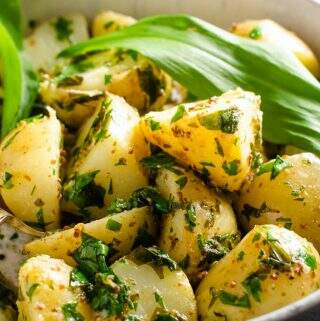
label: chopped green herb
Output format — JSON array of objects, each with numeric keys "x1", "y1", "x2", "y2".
[
  {"x1": 199, "y1": 161, "x2": 214, "y2": 167},
  {"x1": 70, "y1": 268, "x2": 89, "y2": 287},
  {"x1": 257, "y1": 155, "x2": 292, "y2": 179},
  {"x1": 108, "y1": 179, "x2": 113, "y2": 195},
  {"x1": 52, "y1": 17, "x2": 73, "y2": 43},
  {"x1": 218, "y1": 290, "x2": 251, "y2": 308},
  {"x1": 242, "y1": 274, "x2": 262, "y2": 302},
  {"x1": 35, "y1": 208, "x2": 45, "y2": 230},
  {"x1": 106, "y1": 218, "x2": 122, "y2": 231},
  {"x1": 62, "y1": 303, "x2": 84, "y2": 321},
  {"x1": 2, "y1": 172, "x2": 13, "y2": 189},
  {"x1": 104, "y1": 74, "x2": 112, "y2": 85},
  {"x1": 9, "y1": 232, "x2": 19, "y2": 240},
  {"x1": 147, "y1": 118, "x2": 161, "y2": 131},
  {"x1": 215, "y1": 138, "x2": 224, "y2": 156},
  {"x1": 63, "y1": 171, "x2": 106, "y2": 210},
  {"x1": 104, "y1": 21, "x2": 115, "y2": 29},
  {"x1": 252, "y1": 232, "x2": 261, "y2": 242},
  {"x1": 302, "y1": 252, "x2": 317, "y2": 270},
  {"x1": 141, "y1": 152, "x2": 183, "y2": 176},
  {"x1": 135, "y1": 246, "x2": 177, "y2": 271},
  {"x1": 237, "y1": 251, "x2": 245, "y2": 261},
  {"x1": 222, "y1": 160, "x2": 239, "y2": 176},
  {"x1": 26, "y1": 283, "x2": 40, "y2": 300},
  {"x1": 154, "y1": 290, "x2": 166, "y2": 309},
  {"x1": 185, "y1": 204, "x2": 196, "y2": 231},
  {"x1": 171, "y1": 104, "x2": 186, "y2": 123},
  {"x1": 175, "y1": 175, "x2": 188, "y2": 190},
  {"x1": 73, "y1": 233, "x2": 109, "y2": 278},
  {"x1": 133, "y1": 228, "x2": 155, "y2": 248},
  {"x1": 153, "y1": 312, "x2": 181, "y2": 321},
  {"x1": 276, "y1": 217, "x2": 293, "y2": 230},
  {"x1": 249, "y1": 26, "x2": 262, "y2": 40},
  {"x1": 241, "y1": 202, "x2": 275, "y2": 221}
]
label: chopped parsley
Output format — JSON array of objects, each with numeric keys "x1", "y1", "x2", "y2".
[
  {"x1": 135, "y1": 246, "x2": 177, "y2": 271},
  {"x1": 242, "y1": 273, "x2": 263, "y2": 302},
  {"x1": 62, "y1": 303, "x2": 84, "y2": 321},
  {"x1": 146, "y1": 118, "x2": 161, "y2": 131},
  {"x1": 222, "y1": 160, "x2": 239, "y2": 176},
  {"x1": 141, "y1": 152, "x2": 183, "y2": 176},
  {"x1": 2, "y1": 172, "x2": 13, "y2": 189},
  {"x1": 153, "y1": 311, "x2": 183, "y2": 321},
  {"x1": 241, "y1": 202, "x2": 275, "y2": 221},
  {"x1": 73, "y1": 233, "x2": 109, "y2": 278},
  {"x1": 175, "y1": 176, "x2": 188, "y2": 190},
  {"x1": 199, "y1": 107, "x2": 240, "y2": 134},
  {"x1": 52, "y1": 16, "x2": 73, "y2": 43},
  {"x1": 26, "y1": 283, "x2": 40, "y2": 300},
  {"x1": 276, "y1": 217, "x2": 293, "y2": 230},
  {"x1": 218, "y1": 291, "x2": 251, "y2": 308},
  {"x1": 63, "y1": 171, "x2": 106, "y2": 211},
  {"x1": 106, "y1": 218, "x2": 122, "y2": 231},
  {"x1": 35, "y1": 208, "x2": 45, "y2": 230},
  {"x1": 215, "y1": 138, "x2": 224, "y2": 156},
  {"x1": 106, "y1": 186, "x2": 175, "y2": 217},
  {"x1": 70, "y1": 268, "x2": 89, "y2": 287},
  {"x1": 252, "y1": 232, "x2": 261, "y2": 242},
  {"x1": 249, "y1": 26, "x2": 263, "y2": 40},
  {"x1": 237, "y1": 251, "x2": 245, "y2": 261},
  {"x1": 185, "y1": 204, "x2": 196, "y2": 231},
  {"x1": 154, "y1": 291, "x2": 166, "y2": 309},
  {"x1": 171, "y1": 104, "x2": 186, "y2": 123},
  {"x1": 302, "y1": 252, "x2": 317, "y2": 270},
  {"x1": 257, "y1": 155, "x2": 292, "y2": 179},
  {"x1": 104, "y1": 74, "x2": 112, "y2": 85}
]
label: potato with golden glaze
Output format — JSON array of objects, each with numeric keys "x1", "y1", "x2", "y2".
[
  {"x1": 40, "y1": 49, "x2": 172, "y2": 126},
  {"x1": 0, "y1": 108, "x2": 62, "y2": 230},
  {"x1": 237, "y1": 153, "x2": 320, "y2": 250},
  {"x1": 61, "y1": 93, "x2": 149, "y2": 218},
  {"x1": 140, "y1": 89, "x2": 262, "y2": 191},
  {"x1": 157, "y1": 168, "x2": 239, "y2": 281},
  {"x1": 92, "y1": 11, "x2": 136, "y2": 37},
  {"x1": 196, "y1": 224, "x2": 320, "y2": 321},
  {"x1": 24, "y1": 206, "x2": 156, "y2": 265},
  {"x1": 17, "y1": 255, "x2": 95, "y2": 321},
  {"x1": 110, "y1": 246, "x2": 197, "y2": 321},
  {"x1": 232, "y1": 19, "x2": 320, "y2": 77}
]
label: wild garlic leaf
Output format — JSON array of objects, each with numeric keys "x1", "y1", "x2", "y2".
[{"x1": 60, "y1": 14, "x2": 320, "y2": 154}]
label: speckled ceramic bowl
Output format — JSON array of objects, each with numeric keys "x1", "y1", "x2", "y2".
[{"x1": 22, "y1": 1, "x2": 320, "y2": 320}]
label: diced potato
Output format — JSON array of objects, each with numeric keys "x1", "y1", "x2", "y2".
[
  {"x1": 236, "y1": 153, "x2": 320, "y2": 250},
  {"x1": 110, "y1": 247, "x2": 197, "y2": 321},
  {"x1": 24, "y1": 206, "x2": 156, "y2": 265},
  {"x1": 0, "y1": 223, "x2": 33, "y2": 290},
  {"x1": 23, "y1": 14, "x2": 89, "y2": 72},
  {"x1": 0, "y1": 108, "x2": 62, "y2": 230},
  {"x1": 92, "y1": 11, "x2": 136, "y2": 37},
  {"x1": 61, "y1": 93, "x2": 149, "y2": 218},
  {"x1": 232, "y1": 19, "x2": 320, "y2": 77},
  {"x1": 140, "y1": 89, "x2": 262, "y2": 191},
  {"x1": 17, "y1": 255, "x2": 94, "y2": 321},
  {"x1": 157, "y1": 168, "x2": 239, "y2": 281},
  {"x1": 40, "y1": 49, "x2": 172, "y2": 126},
  {"x1": 196, "y1": 225, "x2": 320, "y2": 321}
]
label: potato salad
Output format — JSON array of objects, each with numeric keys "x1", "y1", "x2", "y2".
[{"x1": 0, "y1": 8, "x2": 320, "y2": 321}]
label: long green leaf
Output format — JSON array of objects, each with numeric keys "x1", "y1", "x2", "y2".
[
  {"x1": 60, "y1": 15, "x2": 320, "y2": 155},
  {"x1": 0, "y1": 0, "x2": 22, "y2": 49},
  {"x1": 0, "y1": 23, "x2": 23, "y2": 136},
  {"x1": 0, "y1": 0, "x2": 39, "y2": 137}
]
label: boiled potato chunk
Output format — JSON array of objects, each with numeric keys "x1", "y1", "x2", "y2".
[
  {"x1": 62, "y1": 93, "x2": 149, "y2": 218},
  {"x1": 111, "y1": 247, "x2": 197, "y2": 321},
  {"x1": 157, "y1": 168, "x2": 239, "y2": 281},
  {"x1": 24, "y1": 206, "x2": 156, "y2": 265},
  {"x1": 0, "y1": 108, "x2": 62, "y2": 230},
  {"x1": 92, "y1": 11, "x2": 136, "y2": 36},
  {"x1": 232, "y1": 19, "x2": 320, "y2": 77},
  {"x1": 237, "y1": 153, "x2": 320, "y2": 250},
  {"x1": 17, "y1": 255, "x2": 94, "y2": 321},
  {"x1": 141, "y1": 89, "x2": 262, "y2": 191},
  {"x1": 40, "y1": 49, "x2": 172, "y2": 126},
  {"x1": 196, "y1": 225, "x2": 320, "y2": 321},
  {"x1": 24, "y1": 14, "x2": 89, "y2": 72}
]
